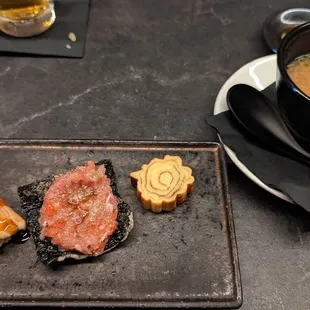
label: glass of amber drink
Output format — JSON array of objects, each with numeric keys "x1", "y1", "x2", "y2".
[{"x1": 0, "y1": 0, "x2": 55, "y2": 37}]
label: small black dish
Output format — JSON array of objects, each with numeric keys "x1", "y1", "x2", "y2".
[
  {"x1": 0, "y1": 0, "x2": 90, "y2": 58},
  {"x1": 276, "y1": 21, "x2": 310, "y2": 151},
  {"x1": 263, "y1": 8, "x2": 310, "y2": 53}
]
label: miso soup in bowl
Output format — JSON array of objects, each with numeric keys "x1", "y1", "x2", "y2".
[
  {"x1": 287, "y1": 54, "x2": 310, "y2": 98},
  {"x1": 277, "y1": 22, "x2": 310, "y2": 150}
]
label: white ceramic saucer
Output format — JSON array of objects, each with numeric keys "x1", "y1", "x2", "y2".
[{"x1": 213, "y1": 54, "x2": 293, "y2": 203}]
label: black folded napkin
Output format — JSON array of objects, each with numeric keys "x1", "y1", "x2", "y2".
[
  {"x1": 0, "y1": 0, "x2": 90, "y2": 58},
  {"x1": 207, "y1": 83, "x2": 310, "y2": 212}
]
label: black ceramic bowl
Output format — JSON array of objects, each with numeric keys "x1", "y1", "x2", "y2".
[{"x1": 277, "y1": 22, "x2": 310, "y2": 150}]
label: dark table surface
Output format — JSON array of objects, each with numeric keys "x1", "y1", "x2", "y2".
[{"x1": 0, "y1": 0, "x2": 309, "y2": 309}]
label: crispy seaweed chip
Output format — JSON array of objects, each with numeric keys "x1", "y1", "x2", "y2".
[{"x1": 17, "y1": 160, "x2": 134, "y2": 266}]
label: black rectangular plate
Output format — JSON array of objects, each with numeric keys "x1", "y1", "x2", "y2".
[{"x1": 0, "y1": 140, "x2": 242, "y2": 308}]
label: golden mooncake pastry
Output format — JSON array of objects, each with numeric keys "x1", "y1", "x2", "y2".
[{"x1": 130, "y1": 155, "x2": 195, "y2": 213}]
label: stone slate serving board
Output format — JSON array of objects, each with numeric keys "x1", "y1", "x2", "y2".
[{"x1": 0, "y1": 140, "x2": 242, "y2": 309}]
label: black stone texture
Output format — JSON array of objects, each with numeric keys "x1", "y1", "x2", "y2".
[{"x1": 0, "y1": 0, "x2": 309, "y2": 309}]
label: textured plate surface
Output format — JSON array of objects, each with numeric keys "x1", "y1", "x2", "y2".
[{"x1": 0, "y1": 140, "x2": 241, "y2": 308}]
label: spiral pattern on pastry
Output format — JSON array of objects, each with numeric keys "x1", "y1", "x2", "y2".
[{"x1": 130, "y1": 155, "x2": 195, "y2": 213}]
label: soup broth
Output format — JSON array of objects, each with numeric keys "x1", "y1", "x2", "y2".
[{"x1": 287, "y1": 54, "x2": 310, "y2": 97}]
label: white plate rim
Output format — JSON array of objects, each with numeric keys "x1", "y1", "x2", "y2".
[{"x1": 213, "y1": 54, "x2": 293, "y2": 203}]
